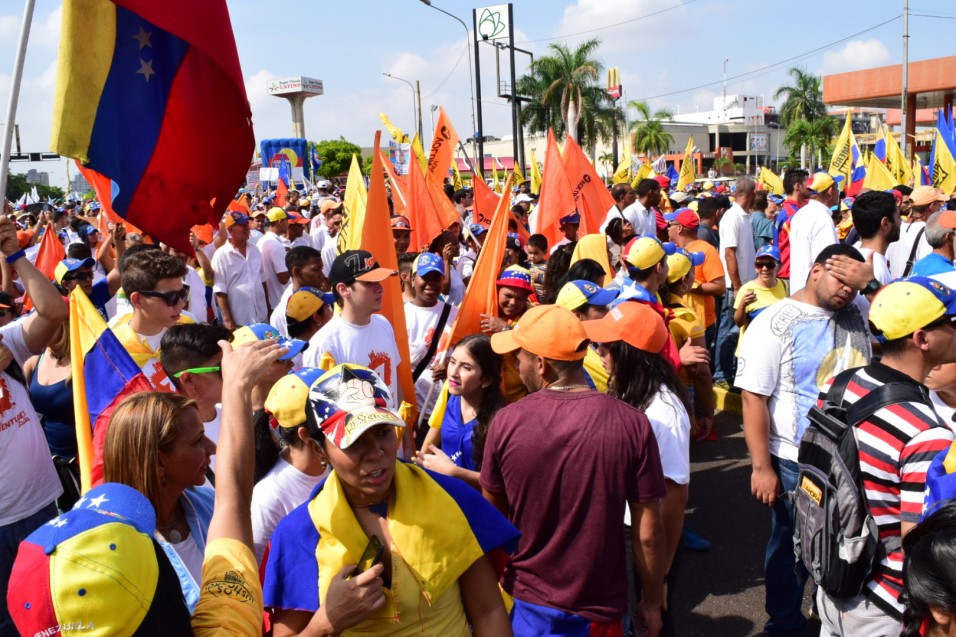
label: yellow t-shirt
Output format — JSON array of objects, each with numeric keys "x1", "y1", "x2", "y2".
[
  {"x1": 666, "y1": 300, "x2": 705, "y2": 387},
  {"x1": 733, "y1": 279, "x2": 788, "y2": 355},
  {"x1": 192, "y1": 539, "x2": 263, "y2": 637}
]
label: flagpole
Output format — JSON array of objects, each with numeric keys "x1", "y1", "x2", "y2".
[{"x1": 0, "y1": 0, "x2": 37, "y2": 213}]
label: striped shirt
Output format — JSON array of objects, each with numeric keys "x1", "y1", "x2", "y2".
[{"x1": 832, "y1": 364, "x2": 954, "y2": 618}]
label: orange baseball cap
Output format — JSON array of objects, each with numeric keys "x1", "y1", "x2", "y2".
[
  {"x1": 581, "y1": 301, "x2": 668, "y2": 353},
  {"x1": 490, "y1": 304, "x2": 589, "y2": 361}
]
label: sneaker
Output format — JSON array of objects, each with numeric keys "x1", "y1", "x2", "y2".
[{"x1": 683, "y1": 527, "x2": 711, "y2": 552}]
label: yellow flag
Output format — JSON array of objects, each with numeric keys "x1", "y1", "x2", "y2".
[
  {"x1": 512, "y1": 165, "x2": 526, "y2": 186},
  {"x1": 863, "y1": 151, "x2": 897, "y2": 191},
  {"x1": 758, "y1": 167, "x2": 784, "y2": 195},
  {"x1": 676, "y1": 137, "x2": 695, "y2": 191},
  {"x1": 530, "y1": 149, "x2": 542, "y2": 194},
  {"x1": 338, "y1": 154, "x2": 367, "y2": 253},
  {"x1": 612, "y1": 154, "x2": 632, "y2": 184},
  {"x1": 932, "y1": 128, "x2": 956, "y2": 194},
  {"x1": 378, "y1": 113, "x2": 408, "y2": 143},
  {"x1": 884, "y1": 125, "x2": 912, "y2": 185},
  {"x1": 411, "y1": 133, "x2": 428, "y2": 174},
  {"x1": 451, "y1": 160, "x2": 463, "y2": 190},
  {"x1": 828, "y1": 112, "x2": 855, "y2": 183},
  {"x1": 492, "y1": 157, "x2": 501, "y2": 193}
]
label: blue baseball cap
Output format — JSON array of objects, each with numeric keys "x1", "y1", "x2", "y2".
[
  {"x1": 755, "y1": 245, "x2": 781, "y2": 262},
  {"x1": 768, "y1": 194, "x2": 785, "y2": 205},
  {"x1": 414, "y1": 252, "x2": 445, "y2": 277},
  {"x1": 232, "y1": 323, "x2": 308, "y2": 361},
  {"x1": 469, "y1": 223, "x2": 488, "y2": 237},
  {"x1": 555, "y1": 280, "x2": 619, "y2": 311},
  {"x1": 559, "y1": 212, "x2": 581, "y2": 226}
]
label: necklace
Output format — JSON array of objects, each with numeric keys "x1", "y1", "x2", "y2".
[
  {"x1": 351, "y1": 496, "x2": 388, "y2": 518},
  {"x1": 548, "y1": 383, "x2": 591, "y2": 391},
  {"x1": 157, "y1": 524, "x2": 183, "y2": 543}
]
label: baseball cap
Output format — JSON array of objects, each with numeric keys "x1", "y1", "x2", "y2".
[
  {"x1": 224, "y1": 210, "x2": 250, "y2": 228},
  {"x1": 79, "y1": 225, "x2": 99, "y2": 237},
  {"x1": 755, "y1": 244, "x2": 782, "y2": 262},
  {"x1": 559, "y1": 212, "x2": 581, "y2": 226},
  {"x1": 266, "y1": 207, "x2": 289, "y2": 223},
  {"x1": 515, "y1": 194, "x2": 534, "y2": 204},
  {"x1": 54, "y1": 257, "x2": 95, "y2": 284},
  {"x1": 581, "y1": 301, "x2": 668, "y2": 354},
  {"x1": 506, "y1": 233, "x2": 523, "y2": 251},
  {"x1": 490, "y1": 304, "x2": 589, "y2": 361},
  {"x1": 8, "y1": 483, "x2": 193, "y2": 636},
  {"x1": 666, "y1": 248, "x2": 705, "y2": 283},
  {"x1": 320, "y1": 200, "x2": 344, "y2": 215},
  {"x1": 702, "y1": 180, "x2": 714, "y2": 190},
  {"x1": 317, "y1": 179, "x2": 333, "y2": 190},
  {"x1": 414, "y1": 252, "x2": 445, "y2": 277},
  {"x1": 496, "y1": 265, "x2": 533, "y2": 292},
  {"x1": 469, "y1": 223, "x2": 488, "y2": 237},
  {"x1": 655, "y1": 175, "x2": 671, "y2": 189},
  {"x1": 286, "y1": 286, "x2": 335, "y2": 323},
  {"x1": 624, "y1": 236, "x2": 677, "y2": 271},
  {"x1": 807, "y1": 172, "x2": 839, "y2": 194},
  {"x1": 911, "y1": 185, "x2": 949, "y2": 207},
  {"x1": 670, "y1": 192, "x2": 689, "y2": 205},
  {"x1": 390, "y1": 216, "x2": 413, "y2": 232},
  {"x1": 768, "y1": 194, "x2": 785, "y2": 205},
  {"x1": 310, "y1": 364, "x2": 403, "y2": 449},
  {"x1": 869, "y1": 276, "x2": 956, "y2": 342},
  {"x1": 939, "y1": 211, "x2": 956, "y2": 229},
  {"x1": 665, "y1": 208, "x2": 699, "y2": 230},
  {"x1": 16, "y1": 229, "x2": 33, "y2": 248},
  {"x1": 329, "y1": 250, "x2": 397, "y2": 287},
  {"x1": 287, "y1": 211, "x2": 310, "y2": 225},
  {"x1": 265, "y1": 367, "x2": 327, "y2": 429},
  {"x1": 232, "y1": 323, "x2": 308, "y2": 361},
  {"x1": 555, "y1": 280, "x2": 619, "y2": 311}
]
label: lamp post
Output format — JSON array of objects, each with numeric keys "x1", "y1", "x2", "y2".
[
  {"x1": 383, "y1": 73, "x2": 422, "y2": 142},
  {"x1": 418, "y1": 0, "x2": 479, "y2": 173}
]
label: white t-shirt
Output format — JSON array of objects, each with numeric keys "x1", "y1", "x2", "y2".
[
  {"x1": 184, "y1": 265, "x2": 209, "y2": 325},
  {"x1": 735, "y1": 298, "x2": 871, "y2": 462},
  {"x1": 170, "y1": 531, "x2": 205, "y2": 585},
  {"x1": 311, "y1": 224, "x2": 330, "y2": 252},
  {"x1": 269, "y1": 284, "x2": 297, "y2": 339},
  {"x1": 787, "y1": 199, "x2": 837, "y2": 294},
  {"x1": 718, "y1": 203, "x2": 757, "y2": 289},
  {"x1": 930, "y1": 391, "x2": 956, "y2": 434},
  {"x1": 321, "y1": 240, "x2": 337, "y2": 278},
  {"x1": 258, "y1": 232, "x2": 291, "y2": 310},
  {"x1": 211, "y1": 241, "x2": 268, "y2": 326},
  {"x1": 447, "y1": 267, "x2": 465, "y2": 306},
  {"x1": 886, "y1": 221, "x2": 932, "y2": 279},
  {"x1": 203, "y1": 404, "x2": 222, "y2": 472},
  {"x1": 851, "y1": 247, "x2": 892, "y2": 321},
  {"x1": 599, "y1": 204, "x2": 628, "y2": 233},
  {"x1": 0, "y1": 321, "x2": 63, "y2": 525},
  {"x1": 405, "y1": 301, "x2": 458, "y2": 415},
  {"x1": 620, "y1": 201, "x2": 655, "y2": 237},
  {"x1": 251, "y1": 452, "x2": 327, "y2": 564},
  {"x1": 303, "y1": 314, "x2": 402, "y2": 407}
]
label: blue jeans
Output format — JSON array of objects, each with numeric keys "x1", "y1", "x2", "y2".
[
  {"x1": 713, "y1": 289, "x2": 739, "y2": 383},
  {"x1": 0, "y1": 503, "x2": 57, "y2": 637},
  {"x1": 765, "y1": 456, "x2": 809, "y2": 636}
]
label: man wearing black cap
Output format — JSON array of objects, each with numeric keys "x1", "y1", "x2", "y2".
[{"x1": 302, "y1": 250, "x2": 402, "y2": 410}]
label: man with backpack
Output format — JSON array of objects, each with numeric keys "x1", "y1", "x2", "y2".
[
  {"x1": 808, "y1": 276, "x2": 956, "y2": 634},
  {"x1": 736, "y1": 243, "x2": 874, "y2": 637}
]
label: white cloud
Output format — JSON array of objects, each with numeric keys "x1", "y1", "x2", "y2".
[
  {"x1": 555, "y1": 0, "x2": 695, "y2": 56},
  {"x1": 820, "y1": 39, "x2": 891, "y2": 75}
]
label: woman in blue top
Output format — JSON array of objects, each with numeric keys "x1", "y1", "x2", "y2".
[{"x1": 414, "y1": 335, "x2": 504, "y2": 488}]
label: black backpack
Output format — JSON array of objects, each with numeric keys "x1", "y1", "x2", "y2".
[{"x1": 793, "y1": 367, "x2": 928, "y2": 598}]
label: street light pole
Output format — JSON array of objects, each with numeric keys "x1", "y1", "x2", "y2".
[{"x1": 383, "y1": 73, "x2": 421, "y2": 142}]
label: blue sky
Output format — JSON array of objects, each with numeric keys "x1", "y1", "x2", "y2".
[{"x1": 0, "y1": 0, "x2": 951, "y2": 188}]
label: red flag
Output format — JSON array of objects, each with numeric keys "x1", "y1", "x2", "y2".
[
  {"x1": 536, "y1": 129, "x2": 577, "y2": 248},
  {"x1": 405, "y1": 161, "x2": 447, "y2": 252},
  {"x1": 275, "y1": 176, "x2": 288, "y2": 209},
  {"x1": 562, "y1": 136, "x2": 614, "y2": 236}
]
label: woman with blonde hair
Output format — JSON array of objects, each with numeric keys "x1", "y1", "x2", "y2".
[{"x1": 103, "y1": 390, "x2": 216, "y2": 611}]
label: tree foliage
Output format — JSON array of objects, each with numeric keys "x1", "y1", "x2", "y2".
[
  {"x1": 312, "y1": 138, "x2": 363, "y2": 179},
  {"x1": 5, "y1": 172, "x2": 65, "y2": 202},
  {"x1": 784, "y1": 117, "x2": 838, "y2": 168},
  {"x1": 628, "y1": 101, "x2": 674, "y2": 156},
  {"x1": 774, "y1": 67, "x2": 826, "y2": 127}
]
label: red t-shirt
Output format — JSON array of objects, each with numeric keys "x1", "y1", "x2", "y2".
[
  {"x1": 775, "y1": 199, "x2": 802, "y2": 278},
  {"x1": 480, "y1": 390, "x2": 666, "y2": 622}
]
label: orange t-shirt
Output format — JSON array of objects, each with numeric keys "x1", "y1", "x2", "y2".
[{"x1": 681, "y1": 239, "x2": 725, "y2": 327}]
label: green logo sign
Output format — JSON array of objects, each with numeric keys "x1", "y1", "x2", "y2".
[{"x1": 478, "y1": 7, "x2": 506, "y2": 40}]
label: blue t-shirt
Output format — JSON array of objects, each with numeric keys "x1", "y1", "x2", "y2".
[
  {"x1": 911, "y1": 252, "x2": 955, "y2": 277},
  {"x1": 90, "y1": 279, "x2": 112, "y2": 320},
  {"x1": 441, "y1": 394, "x2": 478, "y2": 472}
]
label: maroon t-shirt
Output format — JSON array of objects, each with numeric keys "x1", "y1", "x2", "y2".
[{"x1": 480, "y1": 389, "x2": 666, "y2": 622}]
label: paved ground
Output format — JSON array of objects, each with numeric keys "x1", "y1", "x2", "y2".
[{"x1": 674, "y1": 410, "x2": 821, "y2": 637}]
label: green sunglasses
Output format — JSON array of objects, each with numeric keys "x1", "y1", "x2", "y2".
[{"x1": 172, "y1": 366, "x2": 221, "y2": 379}]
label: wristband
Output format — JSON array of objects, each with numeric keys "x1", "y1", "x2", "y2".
[{"x1": 5, "y1": 249, "x2": 25, "y2": 265}]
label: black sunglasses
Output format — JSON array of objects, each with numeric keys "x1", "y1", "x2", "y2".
[
  {"x1": 139, "y1": 285, "x2": 189, "y2": 306},
  {"x1": 66, "y1": 271, "x2": 94, "y2": 283}
]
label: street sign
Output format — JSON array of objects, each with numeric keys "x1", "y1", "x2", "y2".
[{"x1": 6, "y1": 152, "x2": 59, "y2": 162}]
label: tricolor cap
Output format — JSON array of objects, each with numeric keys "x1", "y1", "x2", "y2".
[
  {"x1": 413, "y1": 252, "x2": 445, "y2": 278},
  {"x1": 310, "y1": 364, "x2": 403, "y2": 449},
  {"x1": 582, "y1": 300, "x2": 668, "y2": 354},
  {"x1": 559, "y1": 212, "x2": 581, "y2": 226},
  {"x1": 287, "y1": 211, "x2": 310, "y2": 225},
  {"x1": 265, "y1": 367, "x2": 327, "y2": 430},
  {"x1": 869, "y1": 276, "x2": 956, "y2": 342},
  {"x1": 496, "y1": 265, "x2": 533, "y2": 292},
  {"x1": 54, "y1": 257, "x2": 95, "y2": 284},
  {"x1": 555, "y1": 279, "x2": 619, "y2": 311},
  {"x1": 469, "y1": 223, "x2": 488, "y2": 237},
  {"x1": 232, "y1": 323, "x2": 308, "y2": 361},
  {"x1": 491, "y1": 304, "x2": 589, "y2": 361},
  {"x1": 666, "y1": 248, "x2": 705, "y2": 283},
  {"x1": 224, "y1": 210, "x2": 250, "y2": 228},
  {"x1": 768, "y1": 194, "x2": 785, "y2": 205},
  {"x1": 8, "y1": 483, "x2": 192, "y2": 636},
  {"x1": 390, "y1": 216, "x2": 413, "y2": 232},
  {"x1": 755, "y1": 244, "x2": 781, "y2": 262},
  {"x1": 624, "y1": 236, "x2": 676, "y2": 271},
  {"x1": 266, "y1": 207, "x2": 289, "y2": 223},
  {"x1": 328, "y1": 250, "x2": 397, "y2": 287},
  {"x1": 286, "y1": 287, "x2": 335, "y2": 323},
  {"x1": 808, "y1": 172, "x2": 840, "y2": 194}
]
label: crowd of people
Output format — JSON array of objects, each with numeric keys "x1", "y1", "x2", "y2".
[{"x1": 3, "y1": 168, "x2": 956, "y2": 637}]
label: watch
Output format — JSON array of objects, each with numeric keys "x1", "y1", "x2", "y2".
[{"x1": 862, "y1": 279, "x2": 881, "y2": 295}]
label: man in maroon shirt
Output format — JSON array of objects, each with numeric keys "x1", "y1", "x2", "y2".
[{"x1": 481, "y1": 304, "x2": 667, "y2": 637}]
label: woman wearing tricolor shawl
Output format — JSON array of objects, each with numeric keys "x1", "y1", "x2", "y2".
[{"x1": 263, "y1": 364, "x2": 519, "y2": 636}]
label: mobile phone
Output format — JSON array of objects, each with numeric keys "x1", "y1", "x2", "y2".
[{"x1": 354, "y1": 535, "x2": 384, "y2": 576}]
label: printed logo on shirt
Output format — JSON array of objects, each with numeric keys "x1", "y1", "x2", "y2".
[
  {"x1": 368, "y1": 351, "x2": 393, "y2": 387},
  {"x1": 202, "y1": 569, "x2": 255, "y2": 604},
  {"x1": 0, "y1": 377, "x2": 15, "y2": 413}
]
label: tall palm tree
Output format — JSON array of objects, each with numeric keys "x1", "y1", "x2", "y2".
[
  {"x1": 519, "y1": 38, "x2": 603, "y2": 143},
  {"x1": 774, "y1": 67, "x2": 826, "y2": 127},
  {"x1": 598, "y1": 150, "x2": 614, "y2": 178},
  {"x1": 628, "y1": 100, "x2": 674, "y2": 157},
  {"x1": 784, "y1": 117, "x2": 838, "y2": 170}
]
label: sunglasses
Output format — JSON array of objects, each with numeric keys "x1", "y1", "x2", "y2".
[
  {"x1": 925, "y1": 316, "x2": 956, "y2": 331},
  {"x1": 172, "y1": 365, "x2": 221, "y2": 379},
  {"x1": 139, "y1": 285, "x2": 189, "y2": 306},
  {"x1": 65, "y1": 271, "x2": 94, "y2": 283},
  {"x1": 755, "y1": 261, "x2": 778, "y2": 270}
]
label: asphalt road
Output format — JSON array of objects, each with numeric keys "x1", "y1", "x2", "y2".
[{"x1": 674, "y1": 410, "x2": 821, "y2": 637}]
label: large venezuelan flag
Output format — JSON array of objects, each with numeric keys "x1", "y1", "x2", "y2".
[
  {"x1": 71, "y1": 288, "x2": 153, "y2": 493},
  {"x1": 51, "y1": 0, "x2": 254, "y2": 255}
]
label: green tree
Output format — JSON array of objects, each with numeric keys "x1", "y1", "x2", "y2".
[
  {"x1": 628, "y1": 100, "x2": 674, "y2": 157},
  {"x1": 4, "y1": 173, "x2": 64, "y2": 203},
  {"x1": 312, "y1": 138, "x2": 363, "y2": 180},
  {"x1": 598, "y1": 150, "x2": 614, "y2": 178},
  {"x1": 774, "y1": 67, "x2": 827, "y2": 168},
  {"x1": 783, "y1": 117, "x2": 838, "y2": 169}
]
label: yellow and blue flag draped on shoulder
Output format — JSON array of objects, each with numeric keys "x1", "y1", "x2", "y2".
[
  {"x1": 676, "y1": 137, "x2": 695, "y2": 191},
  {"x1": 71, "y1": 288, "x2": 154, "y2": 492}
]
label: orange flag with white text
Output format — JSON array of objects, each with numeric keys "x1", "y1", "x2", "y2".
[
  {"x1": 562, "y1": 135, "x2": 614, "y2": 236},
  {"x1": 426, "y1": 107, "x2": 460, "y2": 183},
  {"x1": 406, "y1": 160, "x2": 448, "y2": 252},
  {"x1": 472, "y1": 177, "x2": 529, "y2": 243},
  {"x1": 380, "y1": 150, "x2": 408, "y2": 216},
  {"x1": 535, "y1": 129, "x2": 577, "y2": 248}
]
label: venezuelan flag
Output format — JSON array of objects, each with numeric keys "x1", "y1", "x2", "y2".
[
  {"x1": 52, "y1": 0, "x2": 254, "y2": 255},
  {"x1": 71, "y1": 288, "x2": 153, "y2": 492}
]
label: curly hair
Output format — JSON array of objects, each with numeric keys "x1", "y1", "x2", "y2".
[{"x1": 121, "y1": 249, "x2": 187, "y2": 295}]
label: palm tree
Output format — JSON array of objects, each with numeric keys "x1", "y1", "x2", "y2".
[
  {"x1": 519, "y1": 38, "x2": 603, "y2": 143},
  {"x1": 784, "y1": 117, "x2": 838, "y2": 170},
  {"x1": 628, "y1": 100, "x2": 674, "y2": 157},
  {"x1": 598, "y1": 150, "x2": 614, "y2": 178},
  {"x1": 774, "y1": 67, "x2": 826, "y2": 127}
]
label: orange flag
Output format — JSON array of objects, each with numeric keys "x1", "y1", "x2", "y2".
[
  {"x1": 23, "y1": 224, "x2": 67, "y2": 311},
  {"x1": 364, "y1": 131, "x2": 418, "y2": 434},
  {"x1": 425, "y1": 172, "x2": 462, "y2": 230},
  {"x1": 405, "y1": 160, "x2": 448, "y2": 252},
  {"x1": 380, "y1": 150, "x2": 408, "y2": 216},
  {"x1": 536, "y1": 129, "x2": 577, "y2": 248},
  {"x1": 75, "y1": 160, "x2": 152, "y2": 240},
  {"x1": 426, "y1": 106, "x2": 460, "y2": 183},
  {"x1": 562, "y1": 135, "x2": 614, "y2": 237},
  {"x1": 275, "y1": 176, "x2": 288, "y2": 208},
  {"x1": 472, "y1": 177, "x2": 529, "y2": 243}
]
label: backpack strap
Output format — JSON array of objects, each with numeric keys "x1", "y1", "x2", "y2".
[
  {"x1": 412, "y1": 302, "x2": 452, "y2": 383},
  {"x1": 844, "y1": 381, "x2": 929, "y2": 428},
  {"x1": 902, "y1": 226, "x2": 926, "y2": 277}
]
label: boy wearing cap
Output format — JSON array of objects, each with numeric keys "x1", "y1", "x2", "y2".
[
  {"x1": 481, "y1": 305, "x2": 668, "y2": 636},
  {"x1": 268, "y1": 246, "x2": 327, "y2": 338},
  {"x1": 555, "y1": 279, "x2": 617, "y2": 393},
  {"x1": 260, "y1": 207, "x2": 292, "y2": 311},
  {"x1": 213, "y1": 211, "x2": 268, "y2": 330},
  {"x1": 406, "y1": 253, "x2": 458, "y2": 417},
  {"x1": 736, "y1": 244, "x2": 873, "y2": 637},
  {"x1": 787, "y1": 172, "x2": 839, "y2": 295},
  {"x1": 286, "y1": 211, "x2": 312, "y2": 249},
  {"x1": 391, "y1": 215, "x2": 413, "y2": 257},
  {"x1": 549, "y1": 212, "x2": 580, "y2": 255},
  {"x1": 815, "y1": 277, "x2": 956, "y2": 633},
  {"x1": 284, "y1": 287, "x2": 334, "y2": 345},
  {"x1": 303, "y1": 250, "x2": 403, "y2": 411}
]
